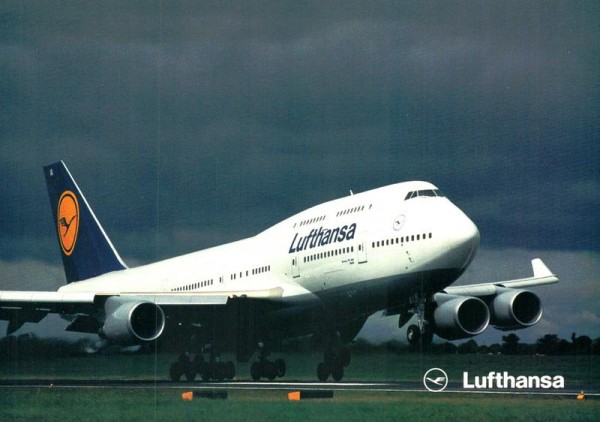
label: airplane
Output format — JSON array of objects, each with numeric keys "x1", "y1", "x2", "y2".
[{"x1": 0, "y1": 161, "x2": 558, "y2": 382}]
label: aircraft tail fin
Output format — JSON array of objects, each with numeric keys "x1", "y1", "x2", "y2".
[{"x1": 44, "y1": 161, "x2": 127, "y2": 283}]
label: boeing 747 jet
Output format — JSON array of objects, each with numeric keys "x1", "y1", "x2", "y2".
[{"x1": 0, "y1": 162, "x2": 558, "y2": 381}]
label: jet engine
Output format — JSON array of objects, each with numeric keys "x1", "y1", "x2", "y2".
[
  {"x1": 490, "y1": 288, "x2": 542, "y2": 330},
  {"x1": 432, "y1": 293, "x2": 490, "y2": 340},
  {"x1": 100, "y1": 297, "x2": 166, "y2": 345}
]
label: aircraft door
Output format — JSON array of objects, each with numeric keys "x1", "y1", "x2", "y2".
[
  {"x1": 357, "y1": 230, "x2": 368, "y2": 263},
  {"x1": 291, "y1": 255, "x2": 300, "y2": 278},
  {"x1": 357, "y1": 242, "x2": 368, "y2": 263}
]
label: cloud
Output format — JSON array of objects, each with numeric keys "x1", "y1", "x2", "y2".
[
  {"x1": 2, "y1": 2, "x2": 597, "y2": 255},
  {"x1": 0, "y1": 259, "x2": 64, "y2": 291},
  {"x1": 578, "y1": 310, "x2": 600, "y2": 324},
  {"x1": 0, "y1": 2, "x2": 598, "y2": 344},
  {"x1": 573, "y1": 310, "x2": 600, "y2": 326}
]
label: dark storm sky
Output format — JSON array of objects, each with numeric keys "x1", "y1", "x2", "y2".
[{"x1": 1, "y1": 2, "x2": 598, "y2": 342}]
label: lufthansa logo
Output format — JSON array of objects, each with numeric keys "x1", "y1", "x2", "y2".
[
  {"x1": 57, "y1": 190, "x2": 79, "y2": 256},
  {"x1": 423, "y1": 368, "x2": 448, "y2": 392},
  {"x1": 393, "y1": 214, "x2": 405, "y2": 231}
]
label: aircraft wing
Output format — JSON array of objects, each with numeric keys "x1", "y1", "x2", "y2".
[
  {"x1": 442, "y1": 258, "x2": 558, "y2": 297},
  {"x1": 404, "y1": 258, "x2": 561, "y2": 340},
  {"x1": 0, "y1": 281, "x2": 316, "y2": 337},
  {"x1": 0, "y1": 288, "x2": 276, "y2": 309}
]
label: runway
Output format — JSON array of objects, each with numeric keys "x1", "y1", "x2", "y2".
[{"x1": 0, "y1": 379, "x2": 597, "y2": 398}]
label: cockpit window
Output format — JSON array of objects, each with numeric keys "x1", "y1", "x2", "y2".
[{"x1": 404, "y1": 189, "x2": 445, "y2": 200}]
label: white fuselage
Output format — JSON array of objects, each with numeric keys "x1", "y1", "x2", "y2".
[{"x1": 60, "y1": 181, "x2": 480, "y2": 327}]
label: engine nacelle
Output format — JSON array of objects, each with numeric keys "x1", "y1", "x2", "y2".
[
  {"x1": 432, "y1": 293, "x2": 490, "y2": 340},
  {"x1": 101, "y1": 297, "x2": 166, "y2": 345},
  {"x1": 491, "y1": 289, "x2": 542, "y2": 330}
]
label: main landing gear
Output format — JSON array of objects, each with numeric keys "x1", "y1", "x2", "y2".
[
  {"x1": 316, "y1": 347, "x2": 350, "y2": 382},
  {"x1": 169, "y1": 350, "x2": 236, "y2": 382},
  {"x1": 250, "y1": 348, "x2": 286, "y2": 381}
]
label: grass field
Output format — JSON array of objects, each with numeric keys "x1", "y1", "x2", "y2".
[
  {"x1": 1, "y1": 352, "x2": 599, "y2": 421},
  {"x1": 0, "y1": 388, "x2": 598, "y2": 422}
]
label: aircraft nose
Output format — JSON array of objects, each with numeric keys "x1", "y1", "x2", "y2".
[
  {"x1": 446, "y1": 212, "x2": 480, "y2": 272},
  {"x1": 459, "y1": 218, "x2": 480, "y2": 270}
]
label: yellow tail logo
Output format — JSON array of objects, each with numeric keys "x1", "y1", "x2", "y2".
[{"x1": 57, "y1": 191, "x2": 79, "y2": 256}]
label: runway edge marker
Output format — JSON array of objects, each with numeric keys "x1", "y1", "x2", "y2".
[{"x1": 288, "y1": 391, "x2": 334, "y2": 400}]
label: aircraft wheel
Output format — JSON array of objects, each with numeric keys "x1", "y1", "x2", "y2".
[
  {"x1": 213, "y1": 362, "x2": 225, "y2": 381},
  {"x1": 200, "y1": 363, "x2": 211, "y2": 381},
  {"x1": 184, "y1": 366, "x2": 196, "y2": 381},
  {"x1": 193, "y1": 354, "x2": 205, "y2": 374},
  {"x1": 422, "y1": 327, "x2": 434, "y2": 346},
  {"x1": 331, "y1": 364, "x2": 344, "y2": 382},
  {"x1": 407, "y1": 324, "x2": 421, "y2": 345},
  {"x1": 338, "y1": 348, "x2": 351, "y2": 367},
  {"x1": 275, "y1": 359, "x2": 286, "y2": 377},
  {"x1": 317, "y1": 362, "x2": 330, "y2": 382},
  {"x1": 169, "y1": 361, "x2": 183, "y2": 381},
  {"x1": 264, "y1": 361, "x2": 277, "y2": 381},
  {"x1": 251, "y1": 361, "x2": 262, "y2": 381},
  {"x1": 225, "y1": 361, "x2": 236, "y2": 380},
  {"x1": 183, "y1": 358, "x2": 196, "y2": 381}
]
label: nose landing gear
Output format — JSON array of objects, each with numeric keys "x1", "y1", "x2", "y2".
[
  {"x1": 406, "y1": 323, "x2": 433, "y2": 346},
  {"x1": 404, "y1": 294, "x2": 434, "y2": 347}
]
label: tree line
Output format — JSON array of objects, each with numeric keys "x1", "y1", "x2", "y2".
[{"x1": 351, "y1": 332, "x2": 599, "y2": 356}]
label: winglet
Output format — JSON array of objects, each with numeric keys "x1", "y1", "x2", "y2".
[
  {"x1": 532, "y1": 258, "x2": 554, "y2": 278},
  {"x1": 443, "y1": 258, "x2": 558, "y2": 295}
]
